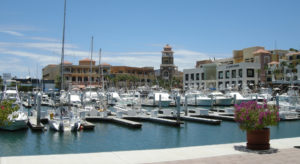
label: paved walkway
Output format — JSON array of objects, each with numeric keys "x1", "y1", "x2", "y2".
[
  {"x1": 150, "y1": 148, "x2": 300, "y2": 164},
  {"x1": 1, "y1": 137, "x2": 300, "y2": 164}
]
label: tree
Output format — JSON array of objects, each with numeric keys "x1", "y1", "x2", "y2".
[
  {"x1": 289, "y1": 48, "x2": 299, "y2": 52},
  {"x1": 55, "y1": 75, "x2": 61, "y2": 90}
]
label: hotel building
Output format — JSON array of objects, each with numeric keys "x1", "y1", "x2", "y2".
[
  {"x1": 42, "y1": 58, "x2": 155, "y2": 89},
  {"x1": 183, "y1": 46, "x2": 279, "y2": 90}
]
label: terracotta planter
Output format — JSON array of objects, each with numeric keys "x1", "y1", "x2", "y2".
[{"x1": 247, "y1": 128, "x2": 270, "y2": 150}]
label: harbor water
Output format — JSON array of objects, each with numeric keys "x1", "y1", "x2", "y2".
[{"x1": 0, "y1": 106, "x2": 300, "y2": 157}]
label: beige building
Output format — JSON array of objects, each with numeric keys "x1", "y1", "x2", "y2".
[
  {"x1": 233, "y1": 46, "x2": 264, "y2": 63},
  {"x1": 42, "y1": 58, "x2": 111, "y2": 89}
]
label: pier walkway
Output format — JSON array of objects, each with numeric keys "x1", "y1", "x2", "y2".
[{"x1": 1, "y1": 137, "x2": 300, "y2": 164}]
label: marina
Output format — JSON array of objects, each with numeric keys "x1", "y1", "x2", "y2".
[{"x1": 1, "y1": 0, "x2": 300, "y2": 163}]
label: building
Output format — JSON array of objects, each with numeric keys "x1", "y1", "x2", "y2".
[
  {"x1": 42, "y1": 58, "x2": 111, "y2": 89},
  {"x1": 253, "y1": 49, "x2": 272, "y2": 84},
  {"x1": 216, "y1": 62, "x2": 260, "y2": 90},
  {"x1": 233, "y1": 46, "x2": 264, "y2": 63},
  {"x1": 160, "y1": 44, "x2": 176, "y2": 80},
  {"x1": 183, "y1": 60, "x2": 217, "y2": 90},
  {"x1": 110, "y1": 66, "x2": 155, "y2": 87},
  {"x1": 269, "y1": 49, "x2": 289, "y2": 62}
]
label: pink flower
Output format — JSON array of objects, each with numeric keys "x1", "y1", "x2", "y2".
[
  {"x1": 264, "y1": 104, "x2": 267, "y2": 109},
  {"x1": 263, "y1": 99, "x2": 267, "y2": 103}
]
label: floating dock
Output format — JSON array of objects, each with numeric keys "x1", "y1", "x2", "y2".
[
  {"x1": 81, "y1": 121, "x2": 95, "y2": 130},
  {"x1": 181, "y1": 115, "x2": 221, "y2": 125},
  {"x1": 197, "y1": 114, "x2": 235, "y2": 121},
  {"x1": 124, "y1": 116, "x2": 183, "y2": 127},
  {"x1": 85, "y1": 116, "x2": 142, "y2": 128},
  {"x1": 159, "y1": 115, "x2": 221, "y2": 125},
  {"x1": 27, "y1": 116, "x2": 45, "y2": 131}
]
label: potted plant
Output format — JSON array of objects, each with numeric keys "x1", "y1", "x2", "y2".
[{"x1": 234, "y1": 100, "x2": 280, "y2": 150}]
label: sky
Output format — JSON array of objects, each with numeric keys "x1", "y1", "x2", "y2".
[{"x1": 0, "y1": 0, "x2": 300, "y2": 78}]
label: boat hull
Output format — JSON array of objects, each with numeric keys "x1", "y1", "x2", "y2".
[{"x1": 0, "y1": 120, "x2": 28, "y2": 131}]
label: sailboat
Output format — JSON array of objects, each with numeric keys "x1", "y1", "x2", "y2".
[{"x1": 49, "y1": 0, "x2": 81, "y2": 132}]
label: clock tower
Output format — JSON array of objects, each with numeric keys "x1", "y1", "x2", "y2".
[{"x1": 160, "y1": 44, "x2": 175, "y2": 80}]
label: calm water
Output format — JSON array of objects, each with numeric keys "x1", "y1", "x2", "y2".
[{"x1": 0, "y1": 106, "x2": 300, "y2": 157}]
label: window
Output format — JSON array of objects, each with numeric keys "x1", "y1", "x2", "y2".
[
  {"x1": 196, "y1": 73, "x2": 200, "y2": 80},
  {"x1": 267, "y1": 77, "x2": 272, "y2": 82},
  {"x1": 218, "y1": 71, "x2": 223, "y2": 79},
  {"x1": 289, "y1": 56, "x2": 293, "y2": 60},
  {"x1": 201, "y1": 73, "x2": 205, "y2": 80},
  {"x1": 232, "y1": 70, "x2": 236, "y2": 78},
  {"x1": 72, "y1": 77, "x2": 76, "y2": 82},
  {"x1": 247, "y1": 69, "x2": 254, "y2": 77},
  {"x1": 185, "y1": 74, "x2": 189, "y2": 81},
  {"x1": 232, "y1": 81, "x2": 236, "y2": 86},
  {"x1": 218, "y1": 82, "x2": 223, "y2": 88},
  {"x1": 225, "y1": 81, "x2": 230, "y2": 88},
  {"x1": 191, "y1": 74, "x2": 194, "y2": 80},
  {"x1": 297, "y1": 55, "x2": 300, "y2": 59},
  {"x1": 225, "y1": 71, "x2": 230, "y2": 79},
  {"x1": 78, "y1": 77, "x2": 82, "y2": 82},
  {"x1": 238, "y1": 69, "x2": 243, "y2": 78}
]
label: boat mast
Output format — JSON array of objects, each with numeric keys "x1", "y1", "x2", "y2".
[
  {"x1": 98, "y1": 48, "x2": 103, "y2": 89},
  {"x1": 89, "y1": 36, "x2": 93, "y2": 95},
  {"x1": 60, "y1": 0, "x2": 67, "y2": 90}
]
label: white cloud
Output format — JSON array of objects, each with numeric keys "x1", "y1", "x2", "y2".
[
  {"x1": 0, "y1": 30, "x2": 24, "y2": 37},
  {"x1": 0, "y1": 48, "x2": 59, "y2": 66},
  {"x1": 0, "y1": 57, "x2": 28, "y2": 77},
  {"x1": 28, "y1": 37, "x2": 59, "y2": 42}
]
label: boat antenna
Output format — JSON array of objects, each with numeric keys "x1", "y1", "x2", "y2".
[{"x1": 60, "y1": 0, "x2": 67, "y2": 90}]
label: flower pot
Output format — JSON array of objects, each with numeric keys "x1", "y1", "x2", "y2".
[{"x1": 247, "y1": 128, "x2": 270, "y2": 150}]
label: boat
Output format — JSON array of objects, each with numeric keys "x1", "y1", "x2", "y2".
[
  {"x1": 226, "y1": 91, "x2": 252, "y2": 105},
  {"x1": 208, "y1": 91, "x2": 233, "y2": 106},
  {"x1": 49, "y1": 107, "x2": 81, "y2": 132},
  {"x1": 143, "y1": 91, "x2": 172, "y2": 107},
  {"x1": 184, "y1": 90, "x2": 214, "y2": 106},
  {"x1": 0, "y1": 84, "x2": 28, "y2": 131}
]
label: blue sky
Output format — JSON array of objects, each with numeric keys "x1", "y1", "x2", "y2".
[{"x1": 1, "y1": 0, "x2": 300, "y2": 78}]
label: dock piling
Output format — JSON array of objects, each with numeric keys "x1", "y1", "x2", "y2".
[
  {"x1": 159, "y1": 94, "x2": 162, "y2": 110},
  {"x1": 233, "y1": 94, "x2": 236, "y2": 105},
  {"x1": 184, "y1": 96, "x2": 188, "y2": 116},
  {"x1": 37, "y1": 92, "x2": 41, "y2": 126},
  {"x1": 176, "y1": 96, "x2": 180, "y2": 123}
]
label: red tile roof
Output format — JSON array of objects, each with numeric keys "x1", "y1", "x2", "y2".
[{"x1": 253, "y1": 49, "x2": 270, "y2": 54}]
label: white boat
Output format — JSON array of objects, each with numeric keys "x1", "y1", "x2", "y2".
[
  {"x1": 107, "y1": 91, "x2": 121, "y2": 105},
  {"x1": 143, "y1": 91, "x2": 172, "y2": 107},
  {"x1": 209, "y1": 91, "x2": 233, "y2": 106},
  {"x1": 0, "y1": 84, "x2": 28, "y2": 131},
  {"x1": 49, "y1": 107, "x2": 81, "y2": 132},
  {"x1": 184, "y1": 90, "x2": 213, "y2": 106},
  {"x1": 226, "y1": 91, "x2": 252, "y2": 105}
]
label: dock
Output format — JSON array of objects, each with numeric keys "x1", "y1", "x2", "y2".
[
  {"x1": 181, "y1": 115, "x2": 221, "y2": 125},
  {"x1": 149, "y1": 117, "x2": 183, "y2": 126},
  {"x1": 159, "y1": 115, "x2": 221, "y2": 125},
  {"x1": 112, "y1": 117, "x2": 142, "y2": 128},
  {"x1": 27, "y1": 116, "x2": 45, "y2": 131},
  {"x1": 123, "y1": 115, "x2": 183, "y2": 126},
  {"x1": 197, "y1": 113, "x2": 235, "y2": 121},
  {"x1": 81, "y1": 120, "x2": 95, "y2": 130},
  {"x1": 85, "y1": 116, "x2": 142, "y2": 128}
]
